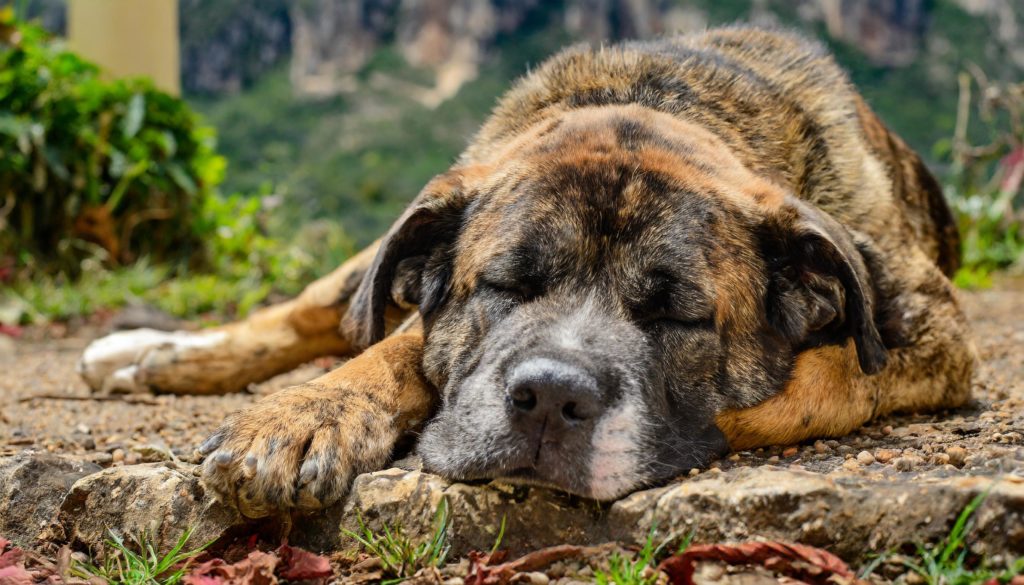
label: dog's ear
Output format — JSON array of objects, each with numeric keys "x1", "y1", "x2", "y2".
[
  {"x1": 759, "y1": 197, "x2": 888, "y2": 375},
  {"x1": 343, "y1": 170, "x2": 472, "y2": 349}
]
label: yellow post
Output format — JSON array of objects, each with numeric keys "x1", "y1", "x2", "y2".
[{"x1": 67, "y1": 0, "x2": 180, "y2": 96}]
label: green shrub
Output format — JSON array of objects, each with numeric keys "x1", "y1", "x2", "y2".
[
  {"x1": 0, "y1": 8, "x2": 225, "y2": 277},
  {"x1": 0, "y1": 10, "x2": 360, "y2": 323},
  {"x1": 941, "y1": 72, "x2": 1024, "y2": 287}
]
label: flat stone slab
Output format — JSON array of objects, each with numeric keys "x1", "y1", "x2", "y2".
[
  {"x1": 56, "y1": 461, "x2": 242, "y2": 551},
  {"x1": 0, "y1": 453, "x2": 100, "y2": 546},
  {"x1": 337, "y1": 467, "x2": 1024, "y2": 560},
  {"x1": 1, "y1": 454, "x2": 1022, "y2": 561}
]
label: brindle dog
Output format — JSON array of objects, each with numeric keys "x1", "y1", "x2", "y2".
[{"x1": 79, "y1": 26, "x2": 974, "y2": 516}]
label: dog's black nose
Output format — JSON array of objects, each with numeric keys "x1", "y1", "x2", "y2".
[{"x1": 506, "y1": 358, "x2": 603, "y2": 435}]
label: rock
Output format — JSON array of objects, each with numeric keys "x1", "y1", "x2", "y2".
[
  {"x1": 57, "y1": 462, "x2": 241, "y2": 553},
  {"x1": 179, "y1": 0, "x2": 292, "y2": 95},
  {"x1": 338, "y1": 469, "x2": 606, "y2": 556},
  {"x1": 521, "y1": 572, "x2": 549, "y2": 585},
  {"x1": 874, "y1": 448, "x2": 899, "y2": 464},
  {"x1": 856, "y1": 451, "x2": 876, "y2": 465},
  {"x1": 0, "y1": 453, "x2": 101, "y2": 547},
  {"x1": 338, "y1": 467, "x2": 1024, "y2": 562},
  {"x1": 947, "y1": 446, "x2": 968, "y2": 467}
]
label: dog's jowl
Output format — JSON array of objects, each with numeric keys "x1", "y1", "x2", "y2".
[{"x1": 80, "y1": 26, "x2": 975, "y2": 515}]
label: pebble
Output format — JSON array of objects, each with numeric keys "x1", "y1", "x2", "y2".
[
  {"x1": 946, "y1": 446, "x2": 967, "y2": 467},
  {"x1": 520, "y1": 572, "x2": 549, "y2": 585},
  {"x1": 813, "y1": 440, "x2": 831, "y2": 454},
  {"x1": 856, "y1": 451, "x2": 875, "y2": 465},
  {"x1": 111, "y1": 449, "x2": 126, "y2": 463},
  {"x1": 837, "y1": 445, "x2": 855, "y2": 456},
  {"x1": 89, "y1": 452, "x2": 113, "y2": 466},
  {"x1": 874, "y1": 449, "x2": 899, "y2": 464},
  {"x1": 782, "y1": 446, "x2": 799, "y2": 458},
  {"x1": 894, "y1": 457, "x2": 916, "y2": 472},
  {"x1": 689, "y1": 468, "x2": 700, "y2": 477},
  {"x1": 767, "y1": 456, "x2": 780, "y2": 463},
  {"x1": 882, "y1": 425, "x2": 894, "y2": 435},
  {"x1": 842, "y1": 458, "x2": 861, "y2": 471}
]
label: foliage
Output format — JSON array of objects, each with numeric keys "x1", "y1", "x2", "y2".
[
  {"x1": 0, "y1": 10, "x2": 360, "y2": 324},
  {"x1": 343, "y1": 498, "x2": 452, "y2": 583},
  {"x1": 943, "y1": 71, "x2": 1024, "y2": 286},
  {"x1": 861, "y1": 489, "x2": 1023, "y2": 585},
  {"x1": 594, "y1": 526, "x2": 691, "y2": 585},
  {"x1": 0, "y1": 9, "x2": 226, "y2": 277},
  {"x1": 71, "y1": 527, "x2": 213, "y2": 585},
  {"x1": 1, "y1": 213, "x2": 354, "y2": 323},
  {"x1": 193, "y1": 4, "x2": 571, "y2": 246}
]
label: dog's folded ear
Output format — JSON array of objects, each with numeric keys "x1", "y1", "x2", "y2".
[
  {"x1": 343, "y1": 170, "x2": 472, "y2": 349},
  {"x1": 759, "y1": 197, "x2": 888, "y2": 375}
]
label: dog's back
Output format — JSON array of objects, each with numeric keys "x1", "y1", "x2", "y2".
[{"x1": 465, "y1": 25, "x2": 959, "y2": 276}]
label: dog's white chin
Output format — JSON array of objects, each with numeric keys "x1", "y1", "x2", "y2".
[{"x1": 587, "y1": 398, "x2": 647, "y2": 500}]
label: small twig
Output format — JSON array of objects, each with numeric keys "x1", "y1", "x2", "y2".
[{"x1": 17, "y1": 393, "x2": 159, "y2": 405}]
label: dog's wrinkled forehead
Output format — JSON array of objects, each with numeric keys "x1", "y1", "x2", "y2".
[{"x1": 453, "y1": 158, "x2": 728, "y2": 300}]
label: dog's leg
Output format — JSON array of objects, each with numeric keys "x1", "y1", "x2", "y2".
[
  {"x1": 78, "y1": 242, "x2": 396, "y2": 395},
  {"x1": 198, "y1": 331, "x2": 434, "y2": 517},
  {"x1": 717, "y1": 259, "x2": 975, "y2": 451}
]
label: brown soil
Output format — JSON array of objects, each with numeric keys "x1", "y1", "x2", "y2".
[{"x1": 1, "y1": 277, "x2": 1022, "y2": 481}]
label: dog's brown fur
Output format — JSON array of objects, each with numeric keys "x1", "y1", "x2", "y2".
[{"x1": 80, "y1": 26, "x2": 974, "y2": 516}]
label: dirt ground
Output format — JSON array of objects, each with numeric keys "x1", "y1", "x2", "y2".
[
  {"x1": 2, "y1": 277, "x2": 1022, "y2": 479},
  {"x1": 1, "y1": 277, "x2": 1022, "y2": 583}
]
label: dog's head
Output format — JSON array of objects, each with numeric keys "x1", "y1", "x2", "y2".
[{"x1": 345, "y1": 105, "x2": 886, "y2": 499}]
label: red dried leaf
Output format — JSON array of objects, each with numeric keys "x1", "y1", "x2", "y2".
[
  {"x1": 0, "y1": 565, "x2": 34, "y2": 585},
  {"x1": 275, "y1": 544, "x2": 332, "y2": 581},
  {"x1": 0, "y1": 539, "x2": 23, "y2": 570},
  {"x1": 467, "y1": 544, "x2": 618, "y2": 585},
  {"x1": 659, "y1": 541, "x2": 860, "y2": 585},
  {"x1": 184, "y1": 551, "x2": 279, "y2": 585},
  {"x1": 0, "y1": 539, "x2": 31, "y2": 585}
]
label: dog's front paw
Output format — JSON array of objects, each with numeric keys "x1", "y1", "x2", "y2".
[{"x1": 198, "y1": 384, "x2": 394, "y2": 517}]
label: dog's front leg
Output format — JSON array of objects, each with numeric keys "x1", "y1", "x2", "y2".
[{"x1": 197, "y1": 332, "x2": 434, "y2": 517}]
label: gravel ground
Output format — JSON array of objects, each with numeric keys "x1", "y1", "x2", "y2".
[{"x1": 1, "y1": 277, "x2": 1022, "y2": 482}]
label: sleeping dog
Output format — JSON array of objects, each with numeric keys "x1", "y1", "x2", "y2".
[{"x1": 79, "y1": 26, "x2": 975, "y2": 517}]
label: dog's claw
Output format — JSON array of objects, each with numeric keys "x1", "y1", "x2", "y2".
[
  {"x1": 196, "y1": 384, "x2": 393, "y2": 517},
  {"x1": 212, "y1": 451, "x2": 233, "y2": 468},
  {"x1": 197, "y1": 433, "x2": 223, "y2": 455}
]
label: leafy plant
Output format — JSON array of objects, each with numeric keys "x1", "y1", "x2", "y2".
[
  {"x1": 862, "y1": 489, "x2": 1023, "y2": 585},
  {"x1": 595, "y1": 526, "x2": 691, "y2": 585},
  {"x1": 343, "y1": 498, "x2": 452, "y2": 583},
  {"x1": 71, "y1": 527, "x2": 213, "y2": 585},
  {"x1": 0, "y1": 8, "x2": 227, "y2": 277},
  {"x1": 0, "y1": 211, "x2": 355, "y2": 323},
  {"x1": 943, "y1": 70, "x2": 1024, "y2": 286}
]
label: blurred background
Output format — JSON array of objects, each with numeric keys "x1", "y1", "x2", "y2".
[{"x1": 1, "y1": 0, "x2": 1022, "y2": 328}]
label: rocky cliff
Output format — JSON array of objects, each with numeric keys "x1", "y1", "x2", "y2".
[
  {"x1": 21, "y1": 0, "x2": 1024, "y2": 98},
  {"x1": 282, "y1": 0, "x2": 1022, "y2": 100}
]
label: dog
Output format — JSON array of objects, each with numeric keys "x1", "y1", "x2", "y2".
[{"x1": 78, "y1": 26, "x2": 975, "y2": 517}]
